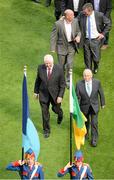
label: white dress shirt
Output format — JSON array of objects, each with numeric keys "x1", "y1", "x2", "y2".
[
  {"x1": 64, "y1": 20, "x2": 72, "y2": 42},
  {"x1": 73, "y1": 0, "x2": 79, "y2": 12},
  {"x1": 86, "y1": 11, "x2": 99, "y2": 39},
  {"x1": 85, "y1": 80, "x2": 92, "y2": 96},
  {"x1": 94, "y1": 0, "x2": 100, "y2": 11}
]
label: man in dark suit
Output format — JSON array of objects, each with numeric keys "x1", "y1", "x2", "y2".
[
  {"x1": 76, "y1": 69, "x2": 105, "y2": 147},
  {"x1": 34, "y1": 54, "x2": 65, "y2": 138},
  {"x1": 51, "y1": 9, "x2": 81, "y2": 88},
  {"x1": 61, "y1": 0, "x2": 89, "y2": 17},
  {"x1": 78, "y1": 3, "x2": 111, "y2": 73},
  {"x1": 45, "y1": 0, "x2": 62, "y2": 20},
  {"x1": 89, "y1": 0, "x2": 112, "y2": 49}
]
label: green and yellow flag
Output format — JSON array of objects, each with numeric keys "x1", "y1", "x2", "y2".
[{"x1": 71, "y1": 85, "x2": 87, "y2": 150}]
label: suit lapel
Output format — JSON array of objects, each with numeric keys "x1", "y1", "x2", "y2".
[
  {"x1": 50, "y1": 65, "x2": 55, "y2": 80},
  {"x1": 83, "y1": 16, "x2": 87, "y2": 34},
  {"x1": 83, "y1": 80, "x2": 90, "y2": 97},
  {"x1": 42, "y1": 65, "x2": 48, "y2": 81},
  {"x1": 61, "y1": 19, "x2": 68, "y2": 41},
  {"x1": 90, "y1": 79, "x2": 95, "y2": 97}
]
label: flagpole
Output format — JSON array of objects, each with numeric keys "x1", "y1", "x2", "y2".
[
  {"x1": 22, "y1": 65, "x2": 27, "y2": 161},
  {"x1": 21, "y1": 65, "x2": 27, "y2": 179},
  {"x1": 69, "y1": 69, "x2": 73, "y2": 179}
]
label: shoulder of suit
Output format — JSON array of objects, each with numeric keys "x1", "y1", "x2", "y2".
[
  {"x1": 94, "y1": 11, "x2": 104, "y2": 17},
  {"x1": 54, "y1": 64, "x2": 62, "y2": 69},
  {"x1": 77, "y1": 80, "x2": 84, "y2": 85},
  {"x1": 38, "y1": 64, "x2": 44, "y2": 68},
  {"x1": 92, "y1": 78, "x2": 100, "y2": 83},
  {"x1": 73, "y1": 18, "x2": 78, "y2": 22},
  {"x1": 38, "y1": 64, "x2": 45, "y2": 71},
  {"x1": 55, "y1": 18, "x2": 64, "y2": 25}
]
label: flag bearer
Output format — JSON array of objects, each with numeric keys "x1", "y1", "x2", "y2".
[
  {"x1": 6, "y1": 148, "x2": 44, "y2": 180},
  {"x1": 57, "y1": 150, "x2": 94, "y2": 179}
]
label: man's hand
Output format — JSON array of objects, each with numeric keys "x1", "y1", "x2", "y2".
[
  {"x1": 34, "y1": 93, "x2": 39, "y2": 99},
  {"x1": 57, "y1": 97, "x2": 62, "y2": 104},
  {"x1": 74, "y1": 36, "x2": 80, "y2": 43},
  {"x1": 18, "y1": 160, "x2": 25, "y2": 165},
  {"x1": 97, "y1": 33, "x2": 104, "y2": 40},
  {"x1": 64, "y1": 162, "x2": 72, "y2": 171}
]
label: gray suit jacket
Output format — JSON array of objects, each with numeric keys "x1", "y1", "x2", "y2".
[
  {"x1": 50, "y1": 18, "x2": 81, "y2": 55},
  {"x1": 34, "y1": 64, "x2": 65, "y2": 103},
  {"x1": 78, "y1": 10, "x2": 111, "y2": 43},
  {"x1": 76, "y1": 79, "x2": 105, "y2": 114}
]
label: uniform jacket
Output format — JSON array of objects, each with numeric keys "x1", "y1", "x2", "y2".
[
  {"x1": 90, "y1": 0, "x2": 112, "y2": 18},
  {"x1": 57, "y1": 163, "x2": 94, "y2": 179},
  {"x1": 34, "y1": 64, "x2": 65, "y2": 103},
  {"x1": 50, "y1": 18, "x2": 81, "y2": 55},
  {"x1": 6, "y1": 161, "x2": 44, "y2": 179},
  {"x1": 76, "y1": 79, "x2": 105, "y2": 114}
]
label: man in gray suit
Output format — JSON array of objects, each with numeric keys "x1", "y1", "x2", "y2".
[
  {"x1": 90, "y1": 0, "x2": 112, "y2": 50},
  {"x1": 51, "y1": 9, "x2": 81, "y2": 88},
  {"x1": 76, "y1": 69, "x2": 105, "y2": 147},
  {"x1": 34, "y1": 55, "x2": 65, "y2": 138},
  {"x1": 78, "y1": 3, "x2": 111, "y2": 73}
]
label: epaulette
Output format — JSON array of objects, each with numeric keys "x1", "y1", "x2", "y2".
[
  {"x1": 35, "y1": 162, "x2": 41, "y2": 166},
  {"x1": 83, "y1": 163, "x2": 89, "y2": 167}
]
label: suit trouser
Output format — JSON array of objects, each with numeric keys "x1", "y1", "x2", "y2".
[
  {"x1": 57, "y1": 42, "x2": 75, "y2": 83},
  {"x1": 54, "y1": 0, "x2": 61, "y2": 20},
  {"x1": 40, "y1": 95, "x2": 63, "y2": 133},
  {"x1": 45, "y1": 0, "x2": 51, "y2": 6},
  {"x1": 103, "y1": 32, "x2": 109, "y2": 45},
  {"x1": 84, "y1": 106, "x2": 98, "y2": 143},
  {"x1": 84, "y1": 39, "x2": 101, "y2": 70}
]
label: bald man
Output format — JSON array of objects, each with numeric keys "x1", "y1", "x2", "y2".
[
  {"x1": 76, "y1": 69, "x2": 105, "y2": 147},
  {"x1": 34, "y1": 54, "x2": 65, "y2": 138},
  {"x1": 51, "y1": 9, "x2": 81, "y2": 88}
]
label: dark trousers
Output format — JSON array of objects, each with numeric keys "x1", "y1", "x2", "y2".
[
  {"x1": 103, "y1": 32, "x2": 109, "y2": 45},
  {"x1": 84, "y1": 38, "x2": 101, "y2": 70},
  {"x1": 54, "y1": 0, "x2": 61, "y2": 20},
  {"x1": 84, "y1": 106, "x2": 98, "y2": 143},
  {"x1": 45, "y1": 0, "x2": 51, "y2": 6},
  {"x1": 40, "y1": 95, "x2": 63, "y2": 134}
]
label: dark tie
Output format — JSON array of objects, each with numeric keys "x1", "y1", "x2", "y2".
[
  {"x1": 88, "y1": 16, "x2": 91, "y2": 40},
  {"x1": 47, "y1": 68, "x2": 51, "y2": 79}
]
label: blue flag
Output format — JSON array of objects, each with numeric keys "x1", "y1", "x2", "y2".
[{"x1": 22, "y1": 74, "x2": 40, "y2": 160}]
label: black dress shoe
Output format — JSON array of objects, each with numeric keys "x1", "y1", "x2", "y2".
[
  {"x1": 85, "y1": 133, "x2": 89, "y2": 140},
  {"x1": 93, "y1": 69, "x2": 98, "y2": 74},
  {"x1": 91, "y1": 141, "x2": 97, "y2": 147},
  {"x1": 44, "y1": 132, "x2": 50, "y2": 138},
  {"x1": 57, "y1": 115, "x2": 63, "y2": 124},
  {"x1": 33, "y1": 0, "x2": 40, "y2": 3}
]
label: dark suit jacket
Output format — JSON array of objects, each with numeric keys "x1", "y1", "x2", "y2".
[
  {"x1": 61, "y1": 0, "x2": 89, "y2": 14},
  {"x1": 78, "y1": 10, "x2": 111, "y2": 44},
  {"x1": 76, "y1": 79, "x2": 105, "y2": 114},
  {"x1": 34, "y1": 64, "x2": 65, "y2": 103},
  {"x1": 50, "y1": 18, "x2": 81, "y2": 55},
  {"x1": 90, "y1": 0, "x2": 112, "y2": 18}
]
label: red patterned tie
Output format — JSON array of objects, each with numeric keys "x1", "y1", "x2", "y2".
[{"x1": 47, "y1": 68, "x2": 51, "y2": 79}]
